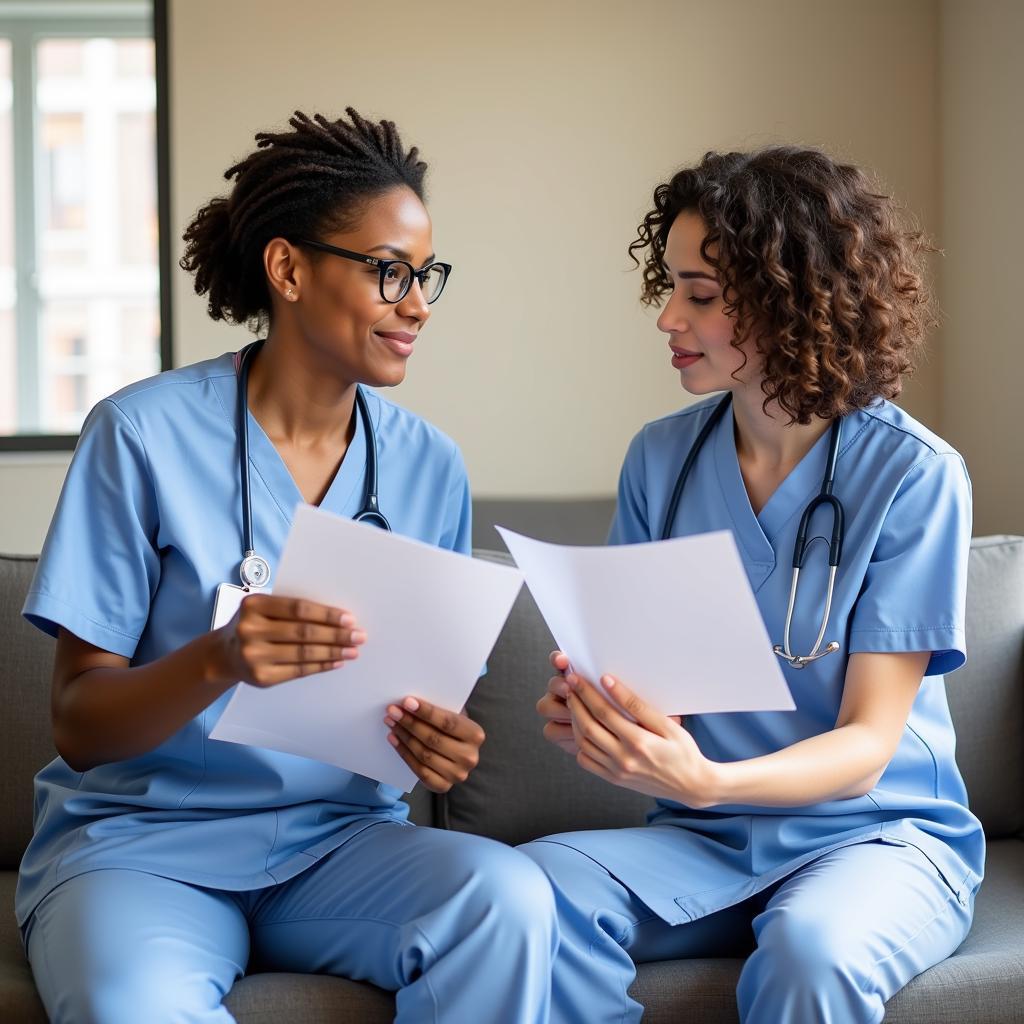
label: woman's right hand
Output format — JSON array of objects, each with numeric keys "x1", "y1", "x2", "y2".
[
  {"x1": 537, "y1": 650, "x2": 580, "y2": 754},
  {"x1": 210, "y1": 594, "x2": 365, "y2": 688},
  {"x1": 537, "y1": 650, "x2": 683, "y2": 757}
]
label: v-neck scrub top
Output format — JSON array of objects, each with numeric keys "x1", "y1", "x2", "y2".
[
  {"x1": 555, "y1": 395, "x2": 984, "y2": 927},
  {"x1": 17, "y1": 352, "x2": 473, "y2": 928}
]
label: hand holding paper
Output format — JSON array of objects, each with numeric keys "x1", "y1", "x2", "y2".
[
  {"x1": 496, "y1": 527, "x2": 794, "y2": 717},
  {"x1": 211, "y1": 505, "x2": 523, "y2": 790}
]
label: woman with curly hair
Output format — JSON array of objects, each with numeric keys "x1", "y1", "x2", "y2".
[
  {"x1": 525, "y1": 147, "x2": 981, "y2": 1022},
  {"x1": 18, "y1": 109, "x2": 556, "y2": 1023}
]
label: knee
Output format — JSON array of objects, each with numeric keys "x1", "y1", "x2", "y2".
[
  {"x1": 519, "y1": 838, "x2": 596, "y2": 912},
  {"x1": 460, "y1": 840, "x2": 557, "y2": 935},
  {"x1": 746, "y1": 904, "x2": 861, "y2": 993},
  {"x1": 38, "y1": 945, "x2": 226, "y2": 1024},
  {"x1": 48, "y1": 973, "x2": 222, "y2": 1024}
]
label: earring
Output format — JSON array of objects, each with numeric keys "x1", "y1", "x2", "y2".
[{"x1": 286, "y1": 288, "x2": 296, "y2": 300}]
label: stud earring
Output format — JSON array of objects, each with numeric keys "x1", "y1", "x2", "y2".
[{"x1": 286, "y1": 288, "x2": 296, "y2": 300}]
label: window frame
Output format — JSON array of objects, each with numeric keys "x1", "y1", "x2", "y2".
[{"x1": 0, "y1": 0, "x2": 171, "y2": 452}]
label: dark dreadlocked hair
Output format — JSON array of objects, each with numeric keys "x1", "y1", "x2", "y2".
[
  {"x1": 629, "y1": 147, "x2": 936, "y2": 424},
  {"x1": 180, "y1": 108, "x2": 427, "y2": 328}
]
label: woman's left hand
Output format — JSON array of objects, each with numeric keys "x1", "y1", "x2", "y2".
[
  {"x1": 565, "y1": 671, "x2": 720, "y2": 808},
  {"x1": 384, "y1": 697, "x2": 485, "y2": 793}
]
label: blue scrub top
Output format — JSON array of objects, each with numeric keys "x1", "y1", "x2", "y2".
[
  {"x1": 17, "y1": 352, "x2": 473, "y2": 928},
  {"x1": 558, "y1": 395, "x2": 984, "y2": 926}
]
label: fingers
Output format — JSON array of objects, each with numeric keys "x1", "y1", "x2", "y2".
[
  {"x1": 549, "y1": 650, "x2": 571, "y2": 672},
  {"x1": 256, "y1": 619, "x2": 366, "y2": 649},
  {"x1": 566, "y1": 690, "x2": 622, "y2": 759},
  {"x1": 383, "y1": 699, "x2": 485, "y2": 793},
  {"x1": 230, "y1": 596, "x2": 366, "y2": 686},
  {"x1": 389, "y1": 698, "x2": 485, "y2": 745},
  {"x1": 245, "y1": 594, "x2": 353, "y2": 627},
  {"x1": 546, "y1": 673, "x2": 570, "y2": 700},
  {"x1": 568, "y1": 674, "x2": 670, "y2": 739},
  {"x1": 537, "y1": 687, "x2": 571, "y2": 722},
  {"x1": 597, "y1": 676, "x2": 672, "y2": 736},
  {"x1": 244, "y1": 659, "x2": 349, "y2": 687},
  {"x1": 542, "y1": 721, "x2": 579, "y2": 753},
  {"x1": 384, "y1": 707, "x2": 482, "y2": 768},
  {"x1": 239, "y1": 638, "x2": 359, "y2": 666},
  {"x1": 387, "y1": 733, "x2": 456, "y2": 793},
  {"x1": 576, "y1": 748, "x2": 616, "y2": 783}
]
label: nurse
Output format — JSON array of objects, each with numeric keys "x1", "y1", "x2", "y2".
[
  {"x1": 18, "y1": 109, "x2": 555, "y2": 1024},
  {"x1": 523, "y1": 147, "x2": 983, "y2": 1023}
]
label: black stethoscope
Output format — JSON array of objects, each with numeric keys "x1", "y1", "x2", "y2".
[
  {"x1": 235, "y1": 340, "x2": 391, "y2": 590},
  {"x1": 660, "y1": 393, "x2": 845, "y2": 670}
]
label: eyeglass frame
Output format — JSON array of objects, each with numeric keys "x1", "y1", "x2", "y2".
[{"x1": 292, "y1": 237, "x2": 452, "y2": 304}]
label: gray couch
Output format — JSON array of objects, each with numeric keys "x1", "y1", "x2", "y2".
[{"x1": 2, "y1": 533, "x2": 1023, "y2": 1022}]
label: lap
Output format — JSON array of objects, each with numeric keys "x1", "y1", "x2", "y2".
[
  {"x1": 25, "y1": 823, "x2": 553, "y2": 1018},
  {"x1": 249, "y1": 820, "x2": 553, "y2": 983},
  {"x1": 521, "y1": 831, "x2": 755, "y2": 962},
  {"x1": 523, "y1": 829, "x2": 971, "y2": 972}
]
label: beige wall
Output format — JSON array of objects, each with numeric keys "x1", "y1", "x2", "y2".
[
  {"x1": 939, "y1": 0, "x2": 1024, "y2": 535},
  {"x1": 0, "y1": 0, "x2": 953, "y2": 552},
  {"x1": 167, "y1": 0, "x2": 942, "y2": 484}
]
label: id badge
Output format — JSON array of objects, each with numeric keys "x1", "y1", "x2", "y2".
[{"x1": 211, "y1": 582, "x2": 250, "y2": 629}]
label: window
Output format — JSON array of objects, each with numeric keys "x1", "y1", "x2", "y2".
[{"x1": 0, "y1": 1, "x2": 169, "y2": 450}]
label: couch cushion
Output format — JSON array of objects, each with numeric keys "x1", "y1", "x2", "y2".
[
  {"x1": 224, "y1": 972, "x2": 394, "y2": 1022},
  {"x1": 471, "y1": 497, "x2": 615, "y2": 550},
  {"x1": 0, "y1": 556, "x2": 56, "y2": 870},
  {"x1": 944, "y1": 536, "x2": 1024, "y2": 837}
]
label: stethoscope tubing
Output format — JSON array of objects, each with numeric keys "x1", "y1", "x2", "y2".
[
  {"x1": 236, "y1": 340, "x2": 390, "y2": 588},
  {"x1": 660, "y1": 393, "x2": 846, "y2": 669}
]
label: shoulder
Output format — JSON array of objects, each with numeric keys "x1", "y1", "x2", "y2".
[
  {"x1": 624, "y1": 394, "x2": 724, "y2": 468},
  {"x1": 363, "y1": 389, "x2": 464, "y2": 472},
  {"x1": 848, "y1": 399, "x2": 969, "y2": 487},
  {"x1": 98, "y1": 353, "x2": 236, "y2": 429}
]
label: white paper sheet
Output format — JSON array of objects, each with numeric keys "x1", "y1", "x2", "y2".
[
  {"x1": 495, "y1": 527, "x2": 794, "y2": 716},
  {"x1": 211, "y1": 505, "x2": 524, "y2": 790}
]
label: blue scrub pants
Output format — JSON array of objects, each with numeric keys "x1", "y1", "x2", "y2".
[
  {"x1": 520, "y1": 834, "x2": 973, "y2": 1024},
  {"x1": 26, "y1": 821, "x2": 557, "y2": 1024}
]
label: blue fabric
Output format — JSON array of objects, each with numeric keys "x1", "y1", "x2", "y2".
[
  {"x1": 557, "y1": 395, "x2": 984, "y2": 929},
  {"x1": 18, "y1": 352, "x2": 475, "y2": 929},
  {"x1": 521, "y1": 834, "x2": 972, "y2": 1024},
  {"x1": 28, "y1": 821, "x2": 556, "y2": 1024}
]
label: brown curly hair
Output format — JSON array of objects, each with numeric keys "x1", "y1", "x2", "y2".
[{"x1": 629, "y1": 147, "x2": 937, "y2": 424}]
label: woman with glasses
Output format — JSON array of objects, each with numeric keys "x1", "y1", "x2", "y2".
[
  {"x1": 18, "y1": 109, "x2": 555, "y2": 1024},
  {"x1": 524, "y1": 147, "x2": 982, "y2": 1023}
]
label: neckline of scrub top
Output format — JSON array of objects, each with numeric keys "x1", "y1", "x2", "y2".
[
  {"x1": 212, "y1": 353, "x2": 370, "y2": 525},
  {"x1": 712, "y1": 401, "x2": 842, "y2": 573}
]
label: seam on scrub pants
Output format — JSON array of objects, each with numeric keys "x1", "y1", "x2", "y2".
[{"x1": 856, "y1": 887, "x2": 960, "y2": 999}]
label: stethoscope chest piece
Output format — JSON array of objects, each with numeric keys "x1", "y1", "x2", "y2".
[{"x1": 239, "y1": 551, "x2": 270, "y2": 589}]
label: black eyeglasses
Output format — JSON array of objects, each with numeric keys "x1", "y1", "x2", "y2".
[{"x1": 293, "y1": 238, "x2": 452, "y2": 304}]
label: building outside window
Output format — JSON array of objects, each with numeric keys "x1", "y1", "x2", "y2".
[{"x1": 0, "y1": 1, "x2": 165, "y2": 447}]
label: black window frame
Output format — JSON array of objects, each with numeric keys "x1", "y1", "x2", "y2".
[{"x1": 0, "y1": 0, "x2": 172, "y2": 453}]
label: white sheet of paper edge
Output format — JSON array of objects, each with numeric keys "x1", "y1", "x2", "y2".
[
  {"x1": 211, "y1": 505, "x2": 524, "y2": 790},
  {"x1": 495, "y1": 526, "x2": 794, "y2": 716}
]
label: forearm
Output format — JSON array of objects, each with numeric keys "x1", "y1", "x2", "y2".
[
  {"x1": 53, "y1": 630, "x2": 234, "y2": 771},
  {"x1": 706, "y1": 723, "x2": 890, "y2": 808}
]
